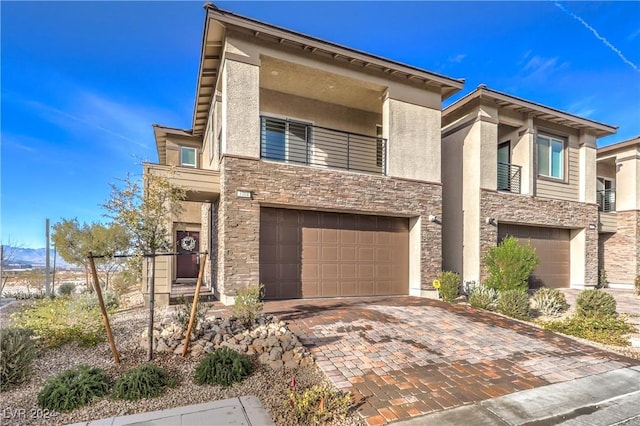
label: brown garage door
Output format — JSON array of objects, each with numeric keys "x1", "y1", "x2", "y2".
[
  {"x1": 260, "y1": 208, "x2": 409, "y2": 299},
  {"x1": 498, "y1": 224, "x2": 570, "y2": 289}
]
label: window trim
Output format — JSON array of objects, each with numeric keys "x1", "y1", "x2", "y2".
[
  {"x1": 180, "y1": 146, "x2": 198, "y2": 168},
  {"x1": 261, "y1": 114, "x2": 313, "y2": 163},
  {"x1": 536, "y1": 133, "x2": 566, "y2": 182}
]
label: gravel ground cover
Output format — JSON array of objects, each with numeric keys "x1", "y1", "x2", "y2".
[{"x1": 0, "y1": 299, "x2": 364, "y2": 426}]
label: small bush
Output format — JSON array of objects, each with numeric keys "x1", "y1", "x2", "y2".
[
  {"x1": 597, "y1": 269, "x2": 608, "y2": 289},
  {"x1": 497, "y1": 290, "x2": 530, "y2": 320},
  {"x1": 12, "y1": 297, "x2": 105, "y2": 348},
  {"x1": 484, "y1": 236, "x2": 539, "y2": 292},
  {"x1": 288, "y1": 384, "x2": 353, "y2": 425},
  {"x1": 113, "y1": 364, "x2": 176, "y2": 401},
  {"x1": 543, "y1": 315, "x2": 635, "y2": 346},
  {"x1": 634, "y1": 275, "x2": 640, "y2": 296},
  {"x1": 531, "y1": 288, "x2": 569, "y2": 316},
  {"x1": 232, "y1": 284, "x2": 264, "y2": 327},
  {"x1": 74, "y1": 289, "x2": 120, "y2": 311},
  {"x1": 37, "y1": 365, "x2": 110, "y2": 412},
  {"x1": 57, "y1": 283, "x2": 76, "y2": 297},
  {"x1": 174, "y1": 296, "x2": 207, "y2": 334},
  {"x1": 195, "y1": 347, "x2": 253, "y2": 387},
  {"x1": 468, "y1": 286, "x2": 498, "y2": 310},
  {"x1": 0, "y1": 328, "x2": 36, "y2": 391},
  {"x1": 576, "y1": 289, "x2": 617, "y2": 317},
  {"x1": 437, "y1": 271, "x2": 460, "y2": 302}
]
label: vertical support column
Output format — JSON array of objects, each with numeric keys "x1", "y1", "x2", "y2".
[{"x1": 579, "y1": 131, "x2": 597, "y2": 204}]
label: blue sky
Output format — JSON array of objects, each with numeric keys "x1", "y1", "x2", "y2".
[{"x1": 2, "y1": 1, "x2": 639, "y2": 248}]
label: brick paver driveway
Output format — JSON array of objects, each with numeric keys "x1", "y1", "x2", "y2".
[{"x1": 264, "y1": 296, "x2": 639, "y2": 425}]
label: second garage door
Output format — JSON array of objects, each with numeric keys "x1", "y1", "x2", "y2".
[
  {"x1": 260, "y1": 208, "x2": 409, "y2": 299},
  {"x1": 498, "y1": 224, "x2": 570, "y2": 288}
]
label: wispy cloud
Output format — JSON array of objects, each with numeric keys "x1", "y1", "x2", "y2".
[
  {"x1": 520, "y1": 55, "x2": 569, "y2": 81},
  {"x1": 629, "y1": 28, "x2": 640, "y2": 41},
  {"x1": 565, "y1": 97, "x2": 596, "y2": 118},
  {"x1": 554, "y1": 2, "x2": 639, "y2": 72},
  {"x1": 448, "y1": 53, "x2": 466, "y2": 64}
]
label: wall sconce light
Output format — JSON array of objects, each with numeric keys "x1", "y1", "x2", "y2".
[
  {"x1": 485, "y1": 217, "x2": 497, "y2": 226},
  {"x1": 429, "y1": 215, "x2": 440, "y2": 224},
  {"x1": 588, "y1": 223, "x2": 597, "y2": 230},
  {"x1": 236, "y1": 190, "x2": 252, "y2": 199}
]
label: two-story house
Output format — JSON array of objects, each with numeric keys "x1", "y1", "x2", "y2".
[
  {"x1": 144, "y1": 5, "x2": 463, "y2": 305},
  {"x1": 597, "y1": 136, "x2": 640, "y2": 288},
  {"x1": 441, "y1": 85, "x2": 617, "y2": 289}
]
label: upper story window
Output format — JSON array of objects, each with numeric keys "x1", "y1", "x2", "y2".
[
  {"x1": 261, "y1": 117, "x2": 309, "y2": 163},
  {"x1": 537, "y1": 134, "x2": 564, "y2": 179},
  {"x1": 597, "y1": 177, "x2": 616, "y2": 212},
  {"x1": 180, "y1": 146, "x2": 197, "y2": 168}
]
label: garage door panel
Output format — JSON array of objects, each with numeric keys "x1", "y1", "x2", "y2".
[
  {"x1": 498, "y1": 224, "x2": 569, "y2": 289},
  {"x1": 261, "y1": 208, "x2": 408, "y2": 299}
]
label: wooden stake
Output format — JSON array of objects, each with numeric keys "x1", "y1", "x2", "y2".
[
  {"x1": 182, "y1": 253, "x2": 207, "y2": 357},
  {"x1": 88, "y1": 252, "x2": 120, "y2": 364}
]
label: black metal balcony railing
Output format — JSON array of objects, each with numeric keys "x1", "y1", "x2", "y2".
[
  {"x1": 260, "y1": 116, "x2": 386, "y2": 175},
  {"x1": 597, "y1": 189, "x2": 616, "y2": 212},
  {"x1": 497, "y1": 162, "x2": 522, "y2": 194}
]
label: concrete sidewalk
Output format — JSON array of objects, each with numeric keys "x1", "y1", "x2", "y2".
[
  {"x1": 67, "y1": 396, "x2": 274, "y2": 426},
  {"x1": 396, "y1": 366, "x2": 640, "y2": 425}
]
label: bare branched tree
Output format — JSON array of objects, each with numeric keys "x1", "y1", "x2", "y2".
[{"x1": 103, "y1": 172, "x2": 185, "y2": 361}]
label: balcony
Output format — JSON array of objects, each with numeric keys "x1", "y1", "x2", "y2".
[
  {"x1": 143, "y1": 163, "x2": 220, "y2": 202},
  {"x1": 597, "y1": 189, "x2": 616, "y2": 212},
  {"x1": 260, "y1": 116, "x2": 386, "y2": 175},
  {"x1": 497, "y1": 162, "x2": 522, "y2": 194}
]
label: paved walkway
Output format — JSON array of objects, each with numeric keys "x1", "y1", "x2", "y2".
[
  {"x1": 264, "y1": 296, "x2": 640, "y2": 426},
  {"x1": 67, "y1": 396, "x2": 274, "y2": 426}
]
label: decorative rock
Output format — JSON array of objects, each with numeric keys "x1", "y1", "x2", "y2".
[
  {"x1": 156, "y1": 339, "x2": 170, "y2": 352},
  {"x1": 284, "y1": 359, "x2": 300, "y2": 369},
  {"x1": 173, "y1": 344, "x2": 184, "y2": 355},
  {"x1": 269, "y1": 347, "x2": 283, "y2": 361},
  {"x1": 268, "y1": 360, "x2": 283, "y2": 370},
  {"x1": 282, "y1": 350, "x2": 294, "y2": 362},
  {"x1": 258, "y1": 352, "x2": 271, "y2": 364}
]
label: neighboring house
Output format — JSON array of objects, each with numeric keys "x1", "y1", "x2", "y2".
[
  {"x1": 144, "y1": 5, "x2": 463, "y2": 305},
  {"x1": 441, "y1": 85, "x2": 617, "y2": 289},
  {"x1": 596, "y1": 137, "x2": 640, "y2": 288}
]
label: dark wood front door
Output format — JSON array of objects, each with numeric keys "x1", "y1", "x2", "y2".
[{"x1": 176, "y1": 231, "x2": 199, "y2": 279}]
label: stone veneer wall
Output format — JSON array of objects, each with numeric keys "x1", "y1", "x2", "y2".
[
  {"x1": 480, "y1": 189, "x2": 599, "y2": 286},
  {"x1": 599, "y1": 210, "x2": 640, "y2": 285},
  {"x1": 217, "y1": 155, "x2": 443, "y2": 299}
]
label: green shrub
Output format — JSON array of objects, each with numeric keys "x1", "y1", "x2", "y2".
[
  {"x1": 12, "y1": 297, "x2": 105, "y2": 348},
  {"x1": 37, "y1": 365, "x2": 110, "y2": 412},
  {"x1": 531, "y1": 288, "x2": 569, "y2": 316},
  {"x1": 232, "y1": 284, "x2": 264, "y2": 327},
  {"x1": 634, "y1": 275, "x2": 640, "y2": 296},
  {"x1": 195, "y1": 347, "x2": 253, "y2": 387},
  {"x1": 0, "y1": 328, "x2": 36, "y2": 391},
  {"x1": 597, "y1": 269, "x2": 608, "y2": 289},
  {"x1": 57, "y1": 283, "x2": 76, "y2": 297},
  {"x1": 576, "y1": 289, "x2": 617, "y2": 317},
  {"x1": 437, "y1": 271, "x2": 460, "y2": 302},
  {"x1": 468, "y1": 285, "x2": 498, "y2": 310},
  {"x1": 112, "y1": 364, "x2": 176, "y2": 401},
  {"x1": 174, "y1": 296, "x2": 207, "y2": 334},
  {"x1": 74, "y1": 289, "x2": 119, "y2": 311},
  {"x1": 288, "y1": 384, "x2": 353, "y2": 425},
  {"x1": 497, "y1": 290, "x2": 531, "y2": 320},
  {"x1": 543, "y1": 315, "x2": 635, "y2": 346},
  {"x1": 484, "y1": 236, "x2": 539, "y2": 292}
]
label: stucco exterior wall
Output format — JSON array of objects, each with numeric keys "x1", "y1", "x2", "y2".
[
  {"x1": 216, "y1": 155, "x2": 443, "y2": 304},
  {"x1": 260, "y1": 88, "x2": 381, "y2": 136},
  {"x1": 384, "y1": 96, "x2": 441, "y2": 182},
  {"x1": 222, "y1": 59, "x2": 261, "y2": 159}
]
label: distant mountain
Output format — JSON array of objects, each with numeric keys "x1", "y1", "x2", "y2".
[{"x1": 2, "y1": 247, "x2": 74, "y2": 269}]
